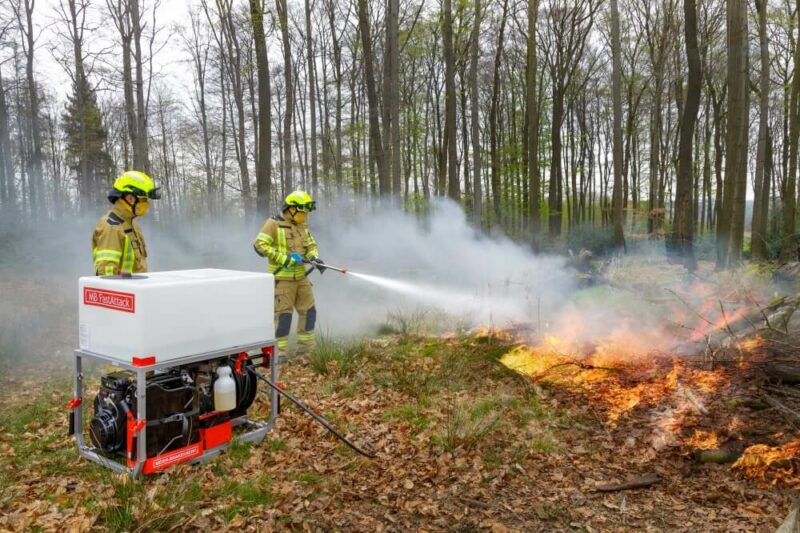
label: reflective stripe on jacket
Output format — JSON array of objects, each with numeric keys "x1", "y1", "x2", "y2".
[
  {"x1": 253, "y1": 212, "x2": 319, "y2": 280},
  {"x1": 91, "y1": 203, "x2": 148, "y2": 275}
]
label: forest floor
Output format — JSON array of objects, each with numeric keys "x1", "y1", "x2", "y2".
[{"x1": 0, "y1": 260, "x2": 798, "y2": 531}]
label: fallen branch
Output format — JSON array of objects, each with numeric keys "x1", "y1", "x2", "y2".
[
  {"x1": 531, "y1": 361, "x2": 622, "y2": 382},
  {"x1": 764, "y1": 385, "x2": 800, "y2": 400},
  {"x1": 665, "y1": 288, "x2": 715, "y2": 328},
  {"x1": 595, "y1": 473, "x2": 660, "y2": 493},
  {"x1": 719, "y1": 300, "x2": 737, "y2": 338},
  {"x1": 678, "y1": 384, "x2": 709, "y2": 415},
  {"x1": 460, "y1": 497, "x2": 493, "y2": 510},
  {"x1": 761, "y1": 394, "x2": 800, "y2": 428},
  {"x1": 764, "y1": 363, "x2": 800, "y2": 385},
  {"x1": 746, "y1": 294, "x2": 777, "y2": 334},
  {"x1": 695, "y1": 447, "x2": 743, "y2": 464},
  {"x1": 776, "y1": 500, "x2": 800, "y2": 533}
]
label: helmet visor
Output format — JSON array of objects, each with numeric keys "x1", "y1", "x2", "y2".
[
  {"x1": 128, "y1": 186, "x2": 161, "y2": 200},
  {"x1": 295, "y1": 201, "x2": 316, "y2": 212}
]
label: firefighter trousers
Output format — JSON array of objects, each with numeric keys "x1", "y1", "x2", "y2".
[{"x1": 274, "y1": 278, "x2": 316, "y2": 356}]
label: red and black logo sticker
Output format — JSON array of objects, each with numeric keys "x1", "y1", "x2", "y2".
[{"x1": 83, "y1": 287, "x2": 136, "y2": 313}]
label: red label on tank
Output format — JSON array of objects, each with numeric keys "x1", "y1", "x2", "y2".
[
  {"x1": 83, "y1": 287, "x2": 136, "y2": 313},
  {"x1": 150, "y1": 442, "x2": 203, "y2": 471}
]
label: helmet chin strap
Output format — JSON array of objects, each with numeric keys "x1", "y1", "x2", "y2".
[{"x1": 122, "y1": 195, "x2": 141, "y2": 216}]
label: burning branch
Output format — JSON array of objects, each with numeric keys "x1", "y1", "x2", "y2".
[
  {"x1": 717, "y1": 300, "x2": 737, "y2": 338},
  {"x1": 531, "y1": 360, "x2": 622, "y2": 382},
  {"x1": 664, "y1": 288, "x2": 715, "y2": 329}
]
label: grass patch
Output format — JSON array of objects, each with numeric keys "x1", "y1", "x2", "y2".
[
  {"x1": 309, "y1": 335, "x2": 365, "y2": 377},
  {"x1": 97, "y1": 475, "x2": 147, "y2": 531},
  {"x1": 382, "y1": 403, "x2": 431, "y2": 431},
  {"x1": 530, "y1": 433, "x2": 561, "y2": 454},
  {"x1": 161, "y1": 479, "x2": 203, "y2": 508},
  {"x1": 223, "y1": 506, "x2": 243, "y2": 523},
  {"x1": 216, "y1": 476, "x2": 273, "y2": 506},
  {"x1": 288, "y1": 471, "x2": 324, "y2": 485},
  {"x1": 225, "y1": 440, "x2": 253, "y2": 468},
  {"x1": 437, "y1": 399, "x2": 503, "y2": 452},
  {"x1": 266, "y1": 438, "x2": 287, "y2": 452},
  {"x1": 384, "y1": 358, "x2": 439, "y2": 399}
]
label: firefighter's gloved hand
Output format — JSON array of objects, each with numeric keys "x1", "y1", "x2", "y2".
[
  {"x1": 311, "y1": 257, "x2": 327, "y2": 274},
  {"x1": 286, "y1": 253, "x2": 304, "y2": 266}
]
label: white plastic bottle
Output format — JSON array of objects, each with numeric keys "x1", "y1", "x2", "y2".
[{"x1": 214, "y1": 366, "x2": 236, "y2": 411}]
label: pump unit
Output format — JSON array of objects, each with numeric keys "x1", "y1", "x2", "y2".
[{"x1": 69, "y1": 269, "x2": 278, "y2": 477}]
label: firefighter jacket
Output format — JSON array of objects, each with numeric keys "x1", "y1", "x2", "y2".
[
  {"x1": 92, "y1": 202, "x2": 149, "y2": 275},
  {"x1": 253, "y1": 212, "x2": 319, "y2": 281}
]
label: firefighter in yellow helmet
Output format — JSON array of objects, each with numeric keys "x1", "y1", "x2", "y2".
[
  {"x1": 253, "y1": 190, "x2": 325, "y2": 357},
  {"x1": 92, "y1": 170, "x2": 161, "y2": 276}
]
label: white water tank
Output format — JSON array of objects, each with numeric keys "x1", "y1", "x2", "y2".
[{"x1": 78, "y1": 269, "x2": 274, "y2": 364}]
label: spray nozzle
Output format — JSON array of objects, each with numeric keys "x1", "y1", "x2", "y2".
[{"x1": 303, "y1": 258, "x2": 347, "y2": 275}]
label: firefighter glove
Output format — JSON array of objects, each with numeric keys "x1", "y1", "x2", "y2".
[
  {"x1": 287, "y1": 252, "x2": 304, "y2": 266},
  {"x1": 312, "y1": 257, "x2": 327, "y2": 274}
]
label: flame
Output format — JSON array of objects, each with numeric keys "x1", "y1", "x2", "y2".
[
  {"x1": 686, "y1": 429, "x2": 720, "y2": 450},
  {"x1": 733, "y1": 440, "x2": 800, "y2": 486},
  {"x1": 739, "y1": 337, "x2": 764, "y2": 352},
  {"x1": 686, "y1": 304, "x2": 749, "y2": 342},
  {"x1": 491, "y1": 282, "x2": 778, "y2": 479}
]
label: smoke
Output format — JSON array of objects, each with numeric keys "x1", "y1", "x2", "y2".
[
  {"x1": 308, "y1": 199, "x2": 577, "y2": 334},
  {"x1": 0, "y1": 198, "x2": 779, "y2": 368}
]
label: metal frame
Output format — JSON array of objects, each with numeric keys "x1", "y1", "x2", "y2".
[{"x1": 71, "y1": 340, "x2": 278, "y2": 478}]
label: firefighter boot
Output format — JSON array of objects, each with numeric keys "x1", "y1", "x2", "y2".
[
  {"x1": 295, "y1": 278, "x2": 316, "y2": 356},
  {"x1": 274, "y1": 280, "x2": 295, "y2": 357}
]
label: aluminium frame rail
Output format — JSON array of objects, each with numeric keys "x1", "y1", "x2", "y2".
[{"x1": 71, "y1": 340, "x2": 278, "y2": 478}]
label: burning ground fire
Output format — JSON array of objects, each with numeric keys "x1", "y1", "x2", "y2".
[{"x1": 493, "y1": 292, "x2": 800, "y2": 487}]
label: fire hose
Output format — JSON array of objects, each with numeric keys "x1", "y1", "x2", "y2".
[{"x1": 247, "y1": 366, "x2": 376, "y2": 459}]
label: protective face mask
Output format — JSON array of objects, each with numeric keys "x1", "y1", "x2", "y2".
[
  {"x1": 292, "y1": 211, "x2": 307, "y2": 224},
  {"x1": 134, "y1": 199, "x2": 150, "y2": 217}
]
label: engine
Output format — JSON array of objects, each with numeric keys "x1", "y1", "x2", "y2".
[{"x1": 89, "y1": 358, "x2": 258, "y2": 459}]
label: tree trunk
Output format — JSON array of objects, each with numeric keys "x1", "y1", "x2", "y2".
[
  {"x1": 383, "y1": 0, "x2": 400, "y2": 200},
  {"x1": 721, "y1": 0, "x2": 750, "y2": 267},
  {"x1": 469, "y1": 0, "x2": 482, "y2": 226},
  {"x1": 250, "y1": 0, "x2": 272, "y2": 215},
  {"x1": 549, "y1": 86, "x2": 564, "y2": 237},
  {"x1": 489, "y1": 0, "x2": 509, "y2": 226},
  {"x1": 276, "y1": 0, "x2": 293, "y2": 194},
  {"x1": 304, "y1": 0, "x2": 318, "y2": 197},
  {"x1": 326, "y1": 0, "x2": 343, "y2": 189},
  {"x1": 671, "y1": 0, "x2": 701, "y2": 269},
  {"x1": 526, "y1": 0, "x2": 539, "y2": 248},
  {"x1": 0, "y1": 70, "x2": 11, "y2": 209},
  {"x1": 130, "y1": 0, "x2": 150, "y2": 172},
  {"x1": 65, "y1": 0, "x2": 93, "y2": 211},
  {"x1": 610, "y1": 0, "x2": 625, "y2": 251},
  {"x1": 357, "y1": 0, "x2": 388, "y2": 198},
  {"x1": 17, "y1": 0, "x2": 44, "y2": 215},
  {"x1": 443, "y1": 0, "x2": 460, "y2": 201},
  {"x1": 784, "y1": 8, "x2": 800, "y2": 263},
  {"x1": 752, "y1": 0, "x2": 771, "y2": 260}
]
